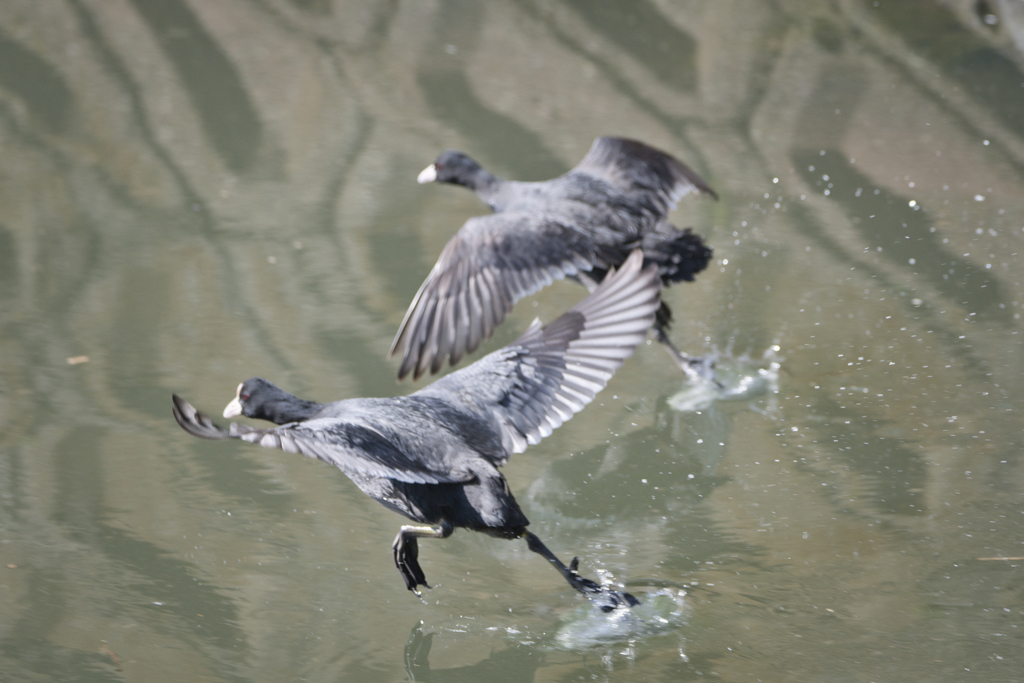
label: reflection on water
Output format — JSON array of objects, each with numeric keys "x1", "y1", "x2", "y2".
[
  {"x1": 872, "y1": 0, "x2": 1024, "y2": 135},
  {"x1": 403, "y1": 587, "x2": 691, "y2": 678},
  {"x1": 128, "y1": 0, "x2": 272, "y2": 175},
  {"x1": 1, "y1": 1, "x2": 1023, "y2": 682},
  {"x1": 794, "y1": 148, "x2": 1011, "y2": 323},
  {"x1": 561, "y1": 0, "x2": 698, "y2": 93},
  {"x1": 404, "y1": 622, "x2": 543, "y2": 682},
  {"x1": 0, "y1": 27, "x2": 72, "y2": 134}
]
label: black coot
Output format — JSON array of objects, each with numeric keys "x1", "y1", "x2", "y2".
[
  {"x1": 173, "y1": 251, "x2": 659, "y2": 610},
  {"x1": 391, "y1": 136, "x2": 716, "y2": 380}
]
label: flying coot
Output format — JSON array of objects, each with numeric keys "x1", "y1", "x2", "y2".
[
  {"x1": 391, "y1": 136, "x2": 716, "y2": 381},
  {"x1": 173, "y1": 251, "x2": 659, "y2": 610}
]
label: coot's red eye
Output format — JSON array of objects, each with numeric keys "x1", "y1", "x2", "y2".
[{"x1": 242, "y1": 393, "x2": 249, "y2": 400}]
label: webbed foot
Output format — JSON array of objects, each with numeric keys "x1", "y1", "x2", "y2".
[
  {"x1": 653, "y1": 327, "x2": 721, "y2": 386},
  {"x1": 392, "y1": 522, "x2": 453, "y2": 594},
  {"x1": 525, "y1": 531, "x2": 639, "y2": 611},
  {"x1": 392, "y1": 532, "x2": 430, "y2": 593},
  {"x1": 567, "y1": 557, "x2": 640, "y2": 612},
  {"x1": 680, "y1": 355, "x2": 720, "y2": 387}
]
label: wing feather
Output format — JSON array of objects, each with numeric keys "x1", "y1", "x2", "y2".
[
  {"x1": 571, "y1": 136, "x2": 718, "y2": 212},
  {"x1": 171, "y1": 394, "x2": 472, "y2": 485},
  {"x1": 389, "y1": 212, "x2": 630, "y2": 380},
  {"x1": 414, "y1": 250, "x2": 661, "y2": 460}
]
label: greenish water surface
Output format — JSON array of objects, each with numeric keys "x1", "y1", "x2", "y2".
[{"x1": 0, "y1": 1, "x2": 1022, "y2": 681}]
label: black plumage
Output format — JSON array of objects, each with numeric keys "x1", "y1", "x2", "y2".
[
  {"x1": 391, "y1": 136, "x2": 716, "y2": 380},
  {"x1": 173, "y1": 251, "x2": 660, "y2": 610}
]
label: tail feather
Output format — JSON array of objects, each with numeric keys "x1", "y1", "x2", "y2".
[{"x1": 641, "y1": 226, "x2": 711, "y2": 284}]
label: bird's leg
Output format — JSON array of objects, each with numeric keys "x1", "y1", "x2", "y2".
[
  {"x1": 652, "y1": 322, "x2": 719, "y2": 386},
  {"x1": 524, "y1": 532, "x2": 639, "y2": 612},
  {"x1": 392, "y1": 520, "x2": 453, "y2": 594}
]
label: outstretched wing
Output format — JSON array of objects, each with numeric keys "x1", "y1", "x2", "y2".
[
  {"x1": 414, "y1": 250, "x2": 660, "y2": 459},
  {"x1": 388, "y1": 211, "x2": 630, "y2": 380},
  {"x1": 571, "y1": 137, "x2": 718, "y2": 215},
  {"x1": 172, "y1": 394, "x2": 472, "y2": 485}
]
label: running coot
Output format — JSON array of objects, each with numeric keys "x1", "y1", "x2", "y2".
[
  {"x1": 173, "y1": 251, "x2": 659, "y2": 610},
  {"x1": 391, "y1": 136, "x2": 716, "y2": 380}
]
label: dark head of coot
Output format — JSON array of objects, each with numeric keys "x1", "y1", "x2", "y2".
[
  {"x1": 395, "y1": 136, "x2": 717, "y2": 382},
  {"x1": 222, "y1": 377, "x2": 323, "y2": 424},
  {"x1": 417, "y1": 149, "x2": 495, "y2": 192}
]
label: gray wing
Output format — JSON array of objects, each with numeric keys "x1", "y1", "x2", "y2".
[
  {"x1": 570, "y1": 136, "x2": 718, "y2": 214},
  {"x1": 388, "y1": 211, "x2": 631, "y2": 381},
  {"x1": 171, "y1": 394, "x2": 472, "y2": 485},
  {"x1": 414, "y1": 250, "x2": 661, "y2": 459}
]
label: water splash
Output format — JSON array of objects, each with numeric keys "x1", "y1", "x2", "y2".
[
  {"x1": 668, "y1": 346, "x2": 782, "y2": 413},
  {"x1": 553, "y1": 588, "x2": 690, "y2": 649}
]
